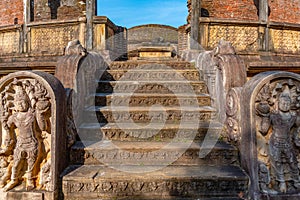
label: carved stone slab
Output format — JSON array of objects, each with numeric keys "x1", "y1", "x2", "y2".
[
  {"x1": 97, "y1": 81, "x2": 208, "y2": 94},
  {"x1": 0, "y1": 71, "x2": 66, "y2": 200},
  {"x1": 69, "y1": 141, "x2": 238, "y2": 166},
  {"x1": 196, "y1": 40, "x2": 247, "y2": 121},
  {"x1": 239, "y1": 71, "x2": 300, "y2": 199},
  {"x1": 62, "y1": 165, "x2": 248, "y2": 200}
]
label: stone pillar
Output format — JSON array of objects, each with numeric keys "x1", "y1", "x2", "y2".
[
  {"x1": 86, "y1": 0, "x2": 96, "y2": 51},
  {"x1": 190, "y1": 0, "x2": 200, "y2": 50},
  {"x1": 23, "y1": 0, "x2": 31, "y2": 53},
  {"x1": 259, "y1": 0, "x2": 269, "y2": 22},
  {"x1": 259, "y1": 0, "x2": 269, "y2": 51}
]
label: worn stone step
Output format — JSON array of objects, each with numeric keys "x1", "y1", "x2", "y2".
[
  {"x1": 84, "y1": 106, "x2": 216, "y2": 123},
  {"x1": 70, "y1": 140, "x2": 239, "y2": 166},
  {"x1": 96, "y1": 81, "x2": 208, "y2": 94},
  {"x1": 99, "y1": 69, "x2": 201, "y2": 81},
  {"x1": 62, "y1": 165, "x2": 249, "y2": 200},
  {"x1": 88, "y1": 93, "x2": 211, "y2": 107},
  {"x1": 78, "y1": 122, "x2": 224, "y2": 142},
  {"x1": 108, "y1": 61, "x2": 195, "y2": 70}
]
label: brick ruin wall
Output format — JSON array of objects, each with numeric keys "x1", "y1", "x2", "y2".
[
  {"x1": 200, "y1": 0, "x2": 300, "y2": 23},
  {"x1": 269, "y1": 0, "x2": 300, "y2": 24},
  {"x1": 1, "y1": 1, "x2": 300, "y2": 26},
  {"x1": 0, "y1": 0, "x2": 86, "y2": 25},
  {"x1": 178, "y1": 25, "x2": 188, "y2": 56},
  {"x1": 201, "y1": 0, "x2": 258, "y2": 21},
  {"x1": 0, "y1": 0, "x2": 23, "y2": 26}
]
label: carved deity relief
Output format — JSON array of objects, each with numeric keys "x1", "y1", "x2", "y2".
[
  {"x1": 255, "y1": 79, "x2": 300, "y2": 194},
  {"x1": 0, "y1": 78, "x2": 52, "y2": 192}
]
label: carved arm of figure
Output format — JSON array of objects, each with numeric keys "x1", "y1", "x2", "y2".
[
  {"x1": 0, "y1": 113, "x2": 15, "y2": 156},
  {"x1": 35, "y1": 98, "x2": 51, "y2": 132},
  {"x1": 256, "y1": 102, "x2": 271, "y2": 136}
]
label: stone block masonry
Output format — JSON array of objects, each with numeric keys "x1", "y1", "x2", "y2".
[{"x1": 0, "y1": 0, "x2": 23, "y2": 26}]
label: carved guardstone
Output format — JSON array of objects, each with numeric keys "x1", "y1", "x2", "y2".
[
  {"x1": 0, "y1": 71, "x2": 66, "y2": 200},
  {"x1": 238, "y1": 71, "x2": 300, "y2": 199}
]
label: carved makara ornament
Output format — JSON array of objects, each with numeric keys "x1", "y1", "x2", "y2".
[
  {"x1": 256, "y1": 79, "x2": 300, "y2": 194},
  {"x1": 0, "y1": 78, "x2": 51, "y2": 191}
]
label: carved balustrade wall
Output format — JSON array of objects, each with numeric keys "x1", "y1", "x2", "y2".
[
  {"x1": 0, "y1": 17, "x2": 126, "y2": 58},
  {"x1": 27, "y1": 19, "x2": 85, "y2": 56},
  {"x1": 0, "y1": 25, "x2": 23, "y2": 56},
  {"x1": 93, "y1": 16, "x2": 127, "y2": 58},
  {"x1": 269, "y1": 22, "x2": 300, "y2": 54},
  {"x1": 198, "y1": 18, "x2": 300, "y2": 55}
]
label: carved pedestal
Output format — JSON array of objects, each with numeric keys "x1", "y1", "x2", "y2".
[{"x1": 0, "y1": 71, "x2": 66, "y2": 200}]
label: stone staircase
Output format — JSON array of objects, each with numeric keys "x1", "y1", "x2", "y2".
[{"x1": 61, "y1": 60, "x2": 249, "y2": 200}]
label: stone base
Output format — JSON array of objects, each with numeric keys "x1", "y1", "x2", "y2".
[
  {"x1": 0, "y1": 188, "x2": 54, "y2": 200},
  {"x1": 62, "y1": 165, "x2": 249, "y2": 200},
  {"x1": 260, "y1": 193, "x2": 300, "y2": 200}
]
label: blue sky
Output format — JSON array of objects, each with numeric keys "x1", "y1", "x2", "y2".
[{"x1": 97, "y1": 0, "x2": 188, "y2": 28}]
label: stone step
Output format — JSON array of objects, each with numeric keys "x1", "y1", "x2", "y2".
[
  {"x1": 84, "y1": 106, "x2": 216, "y2": 123},
  {"x1": 108, "y1": 61, "x2": 195, "y2": 70},
  {"x1": 78, "y1": 122, "x2": 224, "y2": 142},
  {"x1": 96, "y1": 81, "x2": 208, "y2": 94},
  {"x1": 62, "y1": 165, "x2": 249, "y2": 200},
  {"x1": 70, "y1": 141, "x2": 239, "y2": 166},
  {"x1": 88, "y1": 93, "x2": 211, "y2": 107},
  {"x1": 99, "y1": 69, "x2": 201, "y2": 81}
]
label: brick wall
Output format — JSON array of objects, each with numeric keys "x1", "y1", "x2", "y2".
[
  {"x1": 269, "y1": 0, "x2": 300, "y2": 24},
  {"x1": 0, "y1": 0, "x2": 23, "y2": 26},
  {"x1": 201, "y1": 0, "x2": 258, "y2": 20},
  {"x1": 178, "y1": 25, "x2": 188, "y2": 56}
]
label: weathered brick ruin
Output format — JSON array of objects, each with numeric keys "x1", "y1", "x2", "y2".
[{"x1": 0, "y1": 0, "x2": 23, "y2": 26}]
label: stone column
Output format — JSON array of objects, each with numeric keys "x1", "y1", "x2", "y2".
[
  {"x1": 86, "y1": 0, "x2": 96, "y2": 51},
  {"x1": 22, "y1": 0, "x2": 30, "y2": 53},
  {"x1": 190, "y1": 0, "x2": 200, "y2": 50},
  {"x1": 259, "y1": 0, "x2": 269, "y2": 51},
  {"x1": 259, "y1": 0, "x2": 268, "y2": 22}
]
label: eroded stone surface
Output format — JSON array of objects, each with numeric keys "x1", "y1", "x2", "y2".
[
  {"x1": 237, "y1": 71, "x2": 300, "y2": 199},
  {"x1": 0, "y1": 71, "x2": 66, "y2": 200}
]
